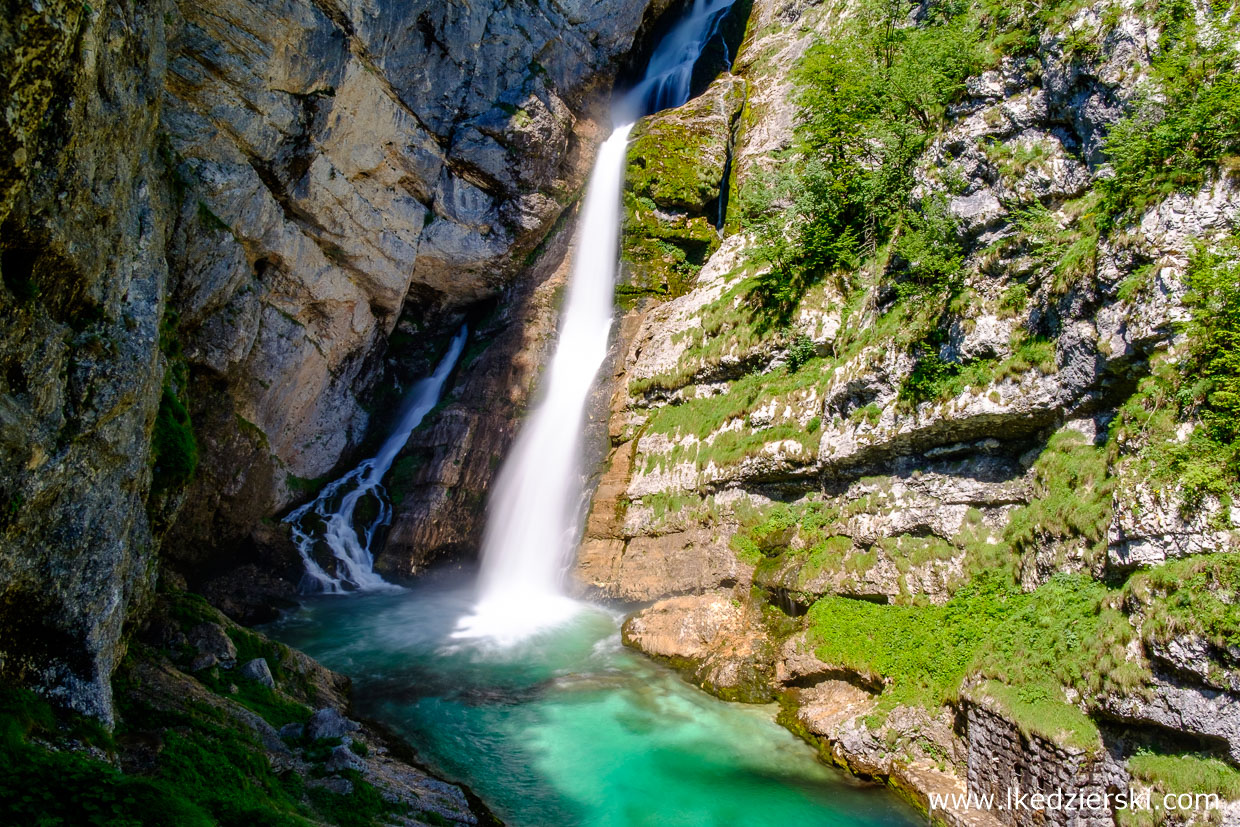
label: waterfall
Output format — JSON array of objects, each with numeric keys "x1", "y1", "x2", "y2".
[
  {"x1": 287, "y1": 325, "x2": 468, "y2": 594},
  {"x1": 455, "y1": 0, "x2": 738, "y2": 643}
]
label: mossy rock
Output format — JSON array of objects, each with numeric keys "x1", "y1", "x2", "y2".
[
  {"x1": 625, "y1": 76, "x2": 744, "y2": 214},
  {"x1": 618, "y1": 193, "x2": 721, "y2": 304}
]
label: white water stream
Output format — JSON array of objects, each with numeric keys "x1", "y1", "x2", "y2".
[
  {"x1": 456, "y1": 0, "x2": 739, "y2": 643},
  {"x1": 287, "y1": 325, "x2": 468, "y2": 593}
]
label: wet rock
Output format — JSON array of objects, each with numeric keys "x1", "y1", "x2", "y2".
[
  {"x1": 188, "y1": 623, "x2": 237, "y2": 667},
  {"x1": 309, "y1": 776, "x2": 354, "y2": 796},
  {"x1": 622, "y1": 591, "x2": 775, "y2": 702},
  {"x1": 189, "y1": 654, "x2": 218, "y2": 673},
  {"x1": 278, "y1": 722, "x2": 304, "y2": 740}
]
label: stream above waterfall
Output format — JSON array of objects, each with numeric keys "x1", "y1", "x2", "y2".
[{"x1": 267, "y1": 567, "x2": 922, "y2": 827}]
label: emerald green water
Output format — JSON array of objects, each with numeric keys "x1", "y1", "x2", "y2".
[{"x1": 268, "y1": 569, "x2": 920, "y2": 827}]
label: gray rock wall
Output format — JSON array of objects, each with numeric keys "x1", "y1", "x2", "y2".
[
  {"x1": 965, "y1": 700, "x2": 1124, "y2": 827},
  {"x1": 0, "y1": 0, "x2": 679, "y2": 718},
  {"x1": 160, "y1": 0, "x2": 679, "y2": 563},
  {"x1": 1, "y1": 0, "x2": 173, "y2": 722}
]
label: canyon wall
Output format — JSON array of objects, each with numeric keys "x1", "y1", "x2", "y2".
[
  {"x1": 582, "y1": 0, "x2": 1240, "y2": 822},
  {"x1": 0, "y1": 0, "x2": 675, "y2": 719}
]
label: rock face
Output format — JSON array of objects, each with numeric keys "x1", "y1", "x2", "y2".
[
  {"x1": 0, "y1": 0, "x2": 172, "y2": 723},
  {"x1": 159, "y1": 0, "x2": 680, "y2": 566},
  {"x1": 621, "y1": 591, "x2": 775, "y2": 702},
  {"x1": 0, "y1": 0, "x2": 681, "y2": 719},
  {"x1": 376, "y1": 210, "x2": 576, "y2": 575},
  {"x1": 587, "y1": 0, "x2": 1240, "y2": 822}
]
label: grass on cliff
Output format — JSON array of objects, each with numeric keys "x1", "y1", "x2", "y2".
[
  {"x1": 1099, "y1": 0, "x2": 1240, "y2": 225},
  {"x1": 1126, "y1": 554, "x2": 1240, "y2": 653},
  {"x1": 806, "y1": 572, "x2": 1139, "y2": 751},
  {"x1": 1112, "y1": 234, "x2": 1240, "y2": 515},
  {"x1": 638, "y1": 352, "x2": 832, "y2": 474},
  {"x1": 897, "y1": 331, "x2": 1057, "y2": 408},
  {"x1": 1128, "y1": 750, "x2": 1240, "y2": 800},
  {"x1": 733, "y1": 426, "x2": 1113, "y2": 602},
  {"x1": 1004, "y1": 428, "x2": 1115, "y2": 568}
]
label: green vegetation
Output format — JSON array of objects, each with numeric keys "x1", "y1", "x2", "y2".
[
  {"x1": 639, "y1": 357, "x2": 827, "y2": 473},
  {"x1": 0, "y1": 585, "x2": 426, "y2": 827},
  {"x1": 1, "y1": 684, "x2": 215, "y2": 827},
  {"x1": 626, "y1": 116, "x2": 732, "y2": 212},
  {"x1": 1120, "y1": 749, "x2": 1240, "y2": 826},
  {"x1": 1128, "y1": 750, "x2": 1240, "y2": 800},
  {"x1": 152, "y1": 385, "x2": 199, "y2": 492},
  {"x1": 1004, "y1": 428, "x2": 1115, "y2": 567},
  {"x1": 807, "y1": 573, "x2": 1137, "y2": 750},
  {"x1": 743, "y1": 0, "x2": 982, "y2": 314},
  {"x1": 1013, "y1": 194, "x2": 1102, "y2": 293},
  {"x1": 1099, "y1": 0, "x2": 1240, "y2": 223},
  {"x1": 619, "y1": 193, "x2": 718, "y2": 304},
  {"x1": 898, "y1": 331, "x2": 1056, "y2": 407},
  {"x1": 1126, "y1": 554, "x2": 1240, "y2": 652},
  {"x1": 1113, "y1": 236, "x2": 1240, "y2": 513},
  {"x1": 619, "y1": 86, "x2": 740, "y2": 303},
  {"x1": 151, "y1": 311, "x2": 199, "y2": 494}
]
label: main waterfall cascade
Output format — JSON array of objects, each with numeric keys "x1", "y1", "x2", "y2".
[
  {"x1": 456, "y1": 0, "x2": 740, "y2": 643},
  {"x1": 287, "y1": 325, "x2": 468, "y2": 593},
  {"x1": 268, "y1": 3, "x2": 922, "y2": 822}
]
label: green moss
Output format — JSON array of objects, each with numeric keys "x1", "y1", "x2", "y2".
[
  {"x1": 383, "y1": 453, "x2": 427, "y2": 505},
  {"x1": 287, "y1": 473, "x2": 330, "y2": 494},
  {"x1": 627, "y1": 118, "x2": 728, "y2": 212},
  {"x1": 151, "y1": 311, "x2": 198, "y2": 496},
  {"x1": 619, "y1": 192, "x2": 719, "y2": 304},
  {"x1": 151, "y1": 384, "x2": 198, "y2": 493}
]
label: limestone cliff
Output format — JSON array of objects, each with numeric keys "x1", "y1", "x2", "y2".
[
  {"x1": 0, "y1": 0, "x2": 677, "y2": 725},
  {"x1": 159, "y1": 0, "x2": 679, "y2": 569},
  {"x1": 579, "y1": 0, "x2": 1240, "y2": 823},
  {"x1": 1, "y1": 0, "x2": 171, "y2": 723}
]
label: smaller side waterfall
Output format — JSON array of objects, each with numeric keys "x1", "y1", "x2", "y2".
[{"x1": 287, "y1": 325, "x2": 468, "y2": 593}]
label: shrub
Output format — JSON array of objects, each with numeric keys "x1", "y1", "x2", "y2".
[
  {"x1": 785, "y1": 334, "x2": 817, "y2": 372},
  {"x1": 1100, "y1": 0, "x2": 1240, "y2": 222},
  {"x1": 1113, "y1": 236, "x2": 1240, "y2": 512}
]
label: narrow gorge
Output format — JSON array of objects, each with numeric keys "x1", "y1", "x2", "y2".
[{"x1": 2, "y1": 0, "x2": 1239, "y2": 825}]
